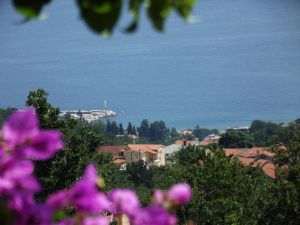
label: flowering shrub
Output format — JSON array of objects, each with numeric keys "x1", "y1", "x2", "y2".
[{"x1": 0, "y1": 109, "x2": 192, "y2": 225}]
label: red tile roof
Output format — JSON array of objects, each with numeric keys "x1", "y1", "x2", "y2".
[
  {"x1": 99, "y1": 146, "x2": 128, "y2": 154},
  {"x1": 127, "y1": 144, "x2": 159, "y2": 155},
  {"x1": 175, "y1": 140, "x2": 195, "y2": 145},
  {"x1": 238, "y1": 158, "x2": 275, "y2": 179},
  {"x1": 224, "y1": 147, "x2": 274, "y2": 158},
  {"x1": 224, "y1": 147, "x2": 276, "y2": 179},
  {"x1": 199, "y1": 140, "x2": 215, "y2": 146}
]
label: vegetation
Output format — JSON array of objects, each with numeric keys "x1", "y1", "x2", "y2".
[
  {"x1": 12, "y1": 0, "x2": 196, "y2": 35},
  {"x1": 192, "y1": 125, "x2": 219, "y2": 140},
  {"x1": 0, "y1": 108, "x2": 16, "y2": 126},
  {"x1": 1, "y1": 89, "x2": 300, "y2": 224},
  {"x1": 219, "y1": 130, "x2": 254, "y2": 148}
]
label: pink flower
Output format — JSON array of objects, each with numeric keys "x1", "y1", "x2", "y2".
[
  {"x1": 109, "y1": 189, "x2": 141, "y2": 216},
  {"x1": 167, "y1": 183, "x2": 192, "y2": 205},
  {"x1": 133, "y1": 206, "x2": 177, "y2": 225},
  {"x1": 83, "y1": 216, "x2": 109, "y2": 225},
  {"x1": 0, "y1": 155, "x2": 40, "y2": 194},
  {"x1": 2, "y1": 109, "x2": 63, "y2": 160},
  {"x1": 47, "y1": 165, "x2": 111, "y2": 213},
  {"x1": 153, "y1": 189, "x2": 164, "y2": 205}
]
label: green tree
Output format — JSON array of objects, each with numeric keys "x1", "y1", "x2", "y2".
[
  {"x1": 139, "y1": 119, "x2": 150, "y2": 139},
  {"x1": 0, "y1": 108, "x2": 16, "y2": 126},
  {"x1": 24, "y1": 89, "x2": 107, "y2": 200},
  {"x1": 193, "y1": 125, "x2": 219, "y2": 140},
  {"x1": 176, "y1": 145, "x2": 205, "y2": 165},
  {"x1": 149, "y1": 120, "x2": 168, "y2": 142},
  {"x1": 174, "y1": 146, "x2": 272, "y2": 225},
  {"x1": 259, "y1": 135, "x2": 300, "y2": 225},
  {"x1": 126, "y1": 160, "x2": 154, "y2": 188},
  {"x1": 250, "y1": 120, "x2": 282, "y2": 146},
  {"x1": 127, "y1": 122, "x2": 133, "y2": 135},
  {"x1": 119, "y1": 123, "x2": 124, "y2": 134},
  {"x1": 219, "y1": 130, "x2": 254, "y2": 148},
  {"x1": 26, "y1": 89, "x2": 64, "y2": 129}
]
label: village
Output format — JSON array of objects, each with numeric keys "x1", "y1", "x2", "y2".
[{"x1": 99, "y1": 131, "x2": 277, "y2": 179}]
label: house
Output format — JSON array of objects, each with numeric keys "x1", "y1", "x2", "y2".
[
  {"x1": 175, "y1": 138, "x2": 200, "y2": 146},
  {"x1": 124, "y1": 144, "x2": 166, "y2": 166},
  {"x1": 199, "y1": 134, "x2": 221, "y2": 146},
  {"x1": 224, "y1": 147, "x2": 275, "y2": 178},
  {"x1": 164, "y1": 144, "x2": 182, "y2": 157},
  {"x1": 98, "y1": 145, "x2": 128, "y2": 165}
]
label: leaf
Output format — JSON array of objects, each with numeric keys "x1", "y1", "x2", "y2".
[
  {"x1": 172, "y1": 0, "x2": 196, "y2": 19},
  {"x1": 147, "y1": 0, "x2": 171, "y2": 31},
  {"x1": 123, "y1": 0, "x2": 143, "y2": 33},
  {"x1": 13, "y1": 0, "x2": 51, "y2": 19},
  {"x1": 77, "y1": 0, "x2": 122, "y2": 35}
]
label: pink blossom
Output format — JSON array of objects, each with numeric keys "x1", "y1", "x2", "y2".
[
  {"x1": 2, "y1": 109, "x2": 63, "y2": 160},
  {"x1": 109, "y1": 189, "x2": 141, "y2": 216},
  {"x1": 83, "y1": 216, "x2": 109, "y2": 225},
  {"x1": 47, "y1": 165, "x2": 111, "y2": 213},
  {"x1": 153, "y1": 189, "x2": 164, "y2": 205},
  {"x1": 0, "y1": 155, "x2": 40, "y2": 195},
  {"x1": 133, "y1": 206, "x2": 177, "y2": 225},
  {"x1": 167, "y1": 183, "x2": 192, "y2": 205}
]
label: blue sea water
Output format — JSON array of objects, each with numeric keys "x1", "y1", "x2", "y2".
[{"x1": 0, "y1": 0, "x2": 300, "y2": 130}]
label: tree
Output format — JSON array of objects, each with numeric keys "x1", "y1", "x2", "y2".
[
  {"x1": 149, "y1": 120, "x2": 168, "y2": 142},
  {"x1": 12, "y1": 0, "x2": 196, "y2": 36},
  {"x1": 119, "y1": 123, "x2": 124, "y2": 134},
  {"x1": 126, "y1": 160, "x2": 154, "y2": 188},
  {"x1": 26, "y1": 89, "x2": 64, "y2": 129},
  {"x1": 25, "y1": 89, "x2": 107, "y2": 200},
  {"x1": 219, "y1": 130, "x2": 254, "y2": 148},
  {"x1": 176, "y1": 145, "x2": 204, "y2": 165},
  {"x1": 193, "y1": 125, "x2": 219, "y2": 141},
  {"x1": 139, "y1": 119, "x2": 150, "y2": 139},
  {"x1": 259, "y1": 135, "x2": 300, "y2": 225},
  {"x1": 250, "y1": 120, "x2": 282, "y2": 146},
  {"x1": 132, "y1": 125, "x2": 137, "y2": 135},
  {"x1": 0, "y1": 108, "x2": 16, "y2": 126},
  {"x1": 127, "y1": 122, "x2": 133, "y2": 135},
  {"x1": 173, "y1": 146, "x2": 272, "y2": 225}
]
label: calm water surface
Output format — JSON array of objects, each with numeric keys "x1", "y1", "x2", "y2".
[{"x1": 0, "y1": 0, "x2": 299, "y2": 129}]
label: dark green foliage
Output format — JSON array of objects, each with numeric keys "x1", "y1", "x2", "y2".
[
  {"x1": 139, "y1": 119, "x2": 150, "y2": 138},
  {"x1": 0, "y1": 108, "x2": 16, "y2": 126},
  {"x1": 12, "y1": 0, "x2": 196, "y2": 35},
  {"x1": 26, "y1": 89, "x2": 64, "y2": 129},
  {"x1": 13, "y1": 0, "x2": 51, "y2": 19},
  {"x1": 126, "y1": 161, "x2": 154, "y2": 188},
  {"x1": 176, "y1": 145, "x2": 205, "y2": 165},
  {"x1": 258, "y1": 134, "x2": 300, "y2": 225},
  {"x1": 119, "y1": 123, "x2": 124, "y2": 134},
  {"x1": 149, "y1": 120, "x2": 168, "y2": 142},
  {"x1": 127, "y1": 122, "x2": 133, "y2": 135},
  {"x1": 250, "y1": 120, "x2": 282, "y2": 146},
  {"x1": 219, "y1": 130, "x2": 254, "y2": 148},
  {"x1": 77, "y1": 0, "x2": 122, "y2": 35}
]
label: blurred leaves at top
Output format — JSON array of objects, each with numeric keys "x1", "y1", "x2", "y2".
[{"x1": 12, "y1": 0, "x2": 196, "y2": 36}]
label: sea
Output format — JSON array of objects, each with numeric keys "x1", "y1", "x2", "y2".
[{"x1": 0, "y1": 0, "x2": 300, "y2": 130}]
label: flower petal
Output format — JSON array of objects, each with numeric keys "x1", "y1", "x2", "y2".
[
  {"x1": 167, "y1": 183, "x2": 192, "y2": 205},
  {"x1": 3, "y1": 109, "x2": 39, "y2": 149},
  {"x1": 25, "y1": 131, "x2": 63, "y2": 160}
]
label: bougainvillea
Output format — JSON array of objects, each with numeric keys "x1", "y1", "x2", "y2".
[{"x1": 0, "y1": 109, "x2": 192, "y2": 225}]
